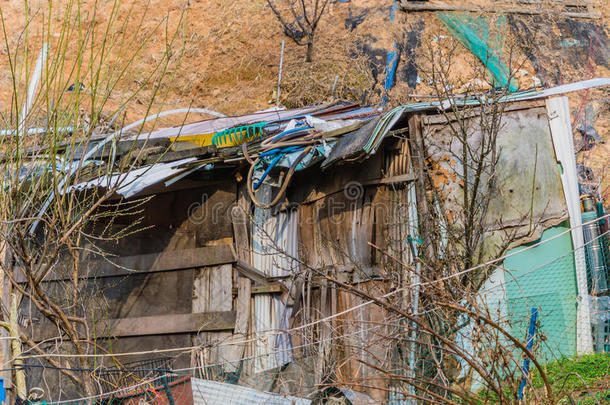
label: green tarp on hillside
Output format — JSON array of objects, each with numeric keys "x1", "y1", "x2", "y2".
[{"x1": 438, "y1": 13, "x2": 518, "y2": 92}]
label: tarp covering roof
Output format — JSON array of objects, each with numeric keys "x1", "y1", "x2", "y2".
[{"x1": 60, "y1": 79, "x2": 610, "y2": 200}]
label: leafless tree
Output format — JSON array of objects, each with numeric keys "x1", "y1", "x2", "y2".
[
  {"x1": 0, "y1": 0, "x2": 186, "y2": 401},
  {"x1": 221, "y1": 33, "x2": 567, "y2": 404},
  {"x1": 267, "y1": 0, "x2": 331, "y2": 62}
]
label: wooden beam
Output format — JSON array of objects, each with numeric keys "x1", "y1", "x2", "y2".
[
  {"x1": 144, "y1": 146, "x2": 217, "y2": 165},
  {"x1": 31, "y1": 311, "x2": 236, "y2": 341},
  {"x1": 234, "y1": 260, "x2": 269, "y2": 285},
  {"x1": 234, "y1": 277, "x2": 251, "y2": 334},
  {"x1": 400, "y1": 1, "x2": 600, "y2": 18},
  {"x1": 104, "y1": 311, "x2": 236, "y2": 337},
  {"x1": 231, "y1": 205, "x2": 250, "y2": 263},
  {"x1": 232, "y1": 281, "x2": 286, "y2": 295},
  {"x1": 380, "y1": 173, "x2": 418, "y2": 185},
  {"x1": 18, "y1": 245, "x2": 236, "y2": 282},
  {"x1": 252, "y1": 282, "x2": 287, "y2": 294}
]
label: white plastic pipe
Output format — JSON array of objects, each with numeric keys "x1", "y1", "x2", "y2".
[
  {"x1": 407, "y1": 182, "x2": 420, "y2": 404},
  {"x1": 0, "y1": 127, "x2": 73, "y2": 136},
  {"x1": 546, "y1": 96, "x2": 593, "y2": 354},
  {"x1": 19, "y1": 43, "x2": 48, "y2": 136}
]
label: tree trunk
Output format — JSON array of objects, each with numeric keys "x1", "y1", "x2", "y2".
[{"x1": 306, "y1": 39, "x2": 313, "y2": 62}]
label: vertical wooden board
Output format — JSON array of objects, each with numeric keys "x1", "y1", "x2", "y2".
[
  {"x1": 236, "y1": 182, "x2": 252, "y2": 263},
  {"x1": 229, "y1": 276, "x2": 250, "y2": 377},
  {"x1": 317, "y1": 198, "x2": 345, "y2": 268},
  {"x1": 193, "y1": 264, "x2": 238, "y2": 372},
  {"x1": 232, "y1": 206, "x2": 250, "y2": 264},
  {"x1": 193, "y1": 266, "x2": 211, "y2": 312},
  {"x1": 209, "y1": 264, "x2": 233, "y2": 312},
  {"x1": 333, "y1": 286, "x2": 390, "y2": 400},
  {"x1": 234, "y1": 277, "x2": 251, "y2": 334},
  {"x1": 297, "y1": 203, "x2": 323, "y2": 269},
  {"x1": 0, "y1": 271, "x2": 12, "y2": 400}
]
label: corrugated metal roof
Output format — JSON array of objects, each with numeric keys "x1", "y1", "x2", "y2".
[
  {"x1": 66, "y1": 157, "x2": 198, "y2": 198},
  {"x1": 63, "y1": 79, "x2": 609, "y2": 199},
  {"x1": 134, "y1": 106, "x2": 323, "y2": 140},
  {"x1": 191, "y1": 378, "x2": 311, "y2": 405}
]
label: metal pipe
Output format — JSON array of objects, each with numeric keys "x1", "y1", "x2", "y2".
[
  {"x1": 518, "y1": 308, "x2": 539, "y2": 401},
  {"x1": 582, "y1": 210, "x2": 608, "y2": 294}
]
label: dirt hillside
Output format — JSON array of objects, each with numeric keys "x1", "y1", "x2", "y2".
[{"x1": 0, "y1": 0, "x2": 608, "y2": 195}]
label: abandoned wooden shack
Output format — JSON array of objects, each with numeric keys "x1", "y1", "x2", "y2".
[{"x1": 10, "y1": 79, "x2": 610, "y2": 402}]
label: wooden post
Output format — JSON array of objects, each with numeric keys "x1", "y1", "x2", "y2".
[
  {"x1": 0, "y1": 238, "x2": 13, "y2": 404},
  {"x1": 231, "y1": 185, "x2": 252, "y2": 370},
  {"x1": 10, "y1": 294, "x2": 25, "y2": 400},
  {"x1": 0, "y1": 294, "x2": 26, "y2": 402}
]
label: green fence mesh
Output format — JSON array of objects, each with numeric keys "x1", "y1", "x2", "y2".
[{"x1": 503, "y1": 224, "x2": 579, "y2": 359}]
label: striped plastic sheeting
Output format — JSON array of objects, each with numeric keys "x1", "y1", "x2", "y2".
[{"x1": 191, "y1": 378, "x2": 310, "y2": 405}]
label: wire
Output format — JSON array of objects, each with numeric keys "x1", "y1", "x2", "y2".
[
  {"x1": 45, "y1": 323, "x2": 388, "y2": 404},
  {"x1": 17, "y1": 213, "x2": 610, "y2": 363},
  {"x1": 23, "y1": 214, "x2": 610, "y2": 403},
  {"x1": 0, "y1": 364, "x2": 174, "y2": 373}
]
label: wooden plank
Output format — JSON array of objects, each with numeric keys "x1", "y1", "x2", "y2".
[
  {"x1": 278, "y1": 174, "x2": 415, "y2": 210},
  {"x1": 232, "y1": 281, "x2": 286, "y2": 295},
  {"x1": 31, "y1": 311, "x2": 236, "y2": 341},
  {"x1": 19, "y1": 245, "x2": 236, "y2": 283},
  {"x1": 234, "y1": 260, "x2": 269, "y2": 285},
  {"x1": 232, "y1": 205, "x2": 250, "y2": 263},
  {"x1": 400, "y1": 0, "x2": 600, "y2": 18},
  {"x1": 234, "y1": 277, "x2": 251, "y2": 334},
  {"x1": 106, "y1": 311, "x2": 235, "y2": 337},
  {"x1": 193, "y1": 264, "x2": 239, "y2": 372},
  {"x1": 144, "y1": 146, "x2": 216, "y2": 165},
  {"x1": 212, "y1": 264, "x2": 233, "y2": 312},
  {"x1": 422, "y1": 100, "x2": 546, "y2": 125},
  {"x1": 517, "y1": 0, "x2": 594, "y2": 6},
  {"x1": 252, "y1": 282, "x2": 286, "y2": 294},
  {"x1": 379, "y1": 173, "x2": 417, "y2": 185}
]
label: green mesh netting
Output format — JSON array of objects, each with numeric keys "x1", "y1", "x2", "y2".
[
  {"x1": 503, "y1": 225, "x2": 578, "y2": 360},
  {"x1": 438, "y1": 12, "x2": 518, "y2": 92}
]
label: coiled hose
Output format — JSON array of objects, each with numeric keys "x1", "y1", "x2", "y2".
[{"x1": 247, "y1": 146, "x2": 312, "y2": 209}]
